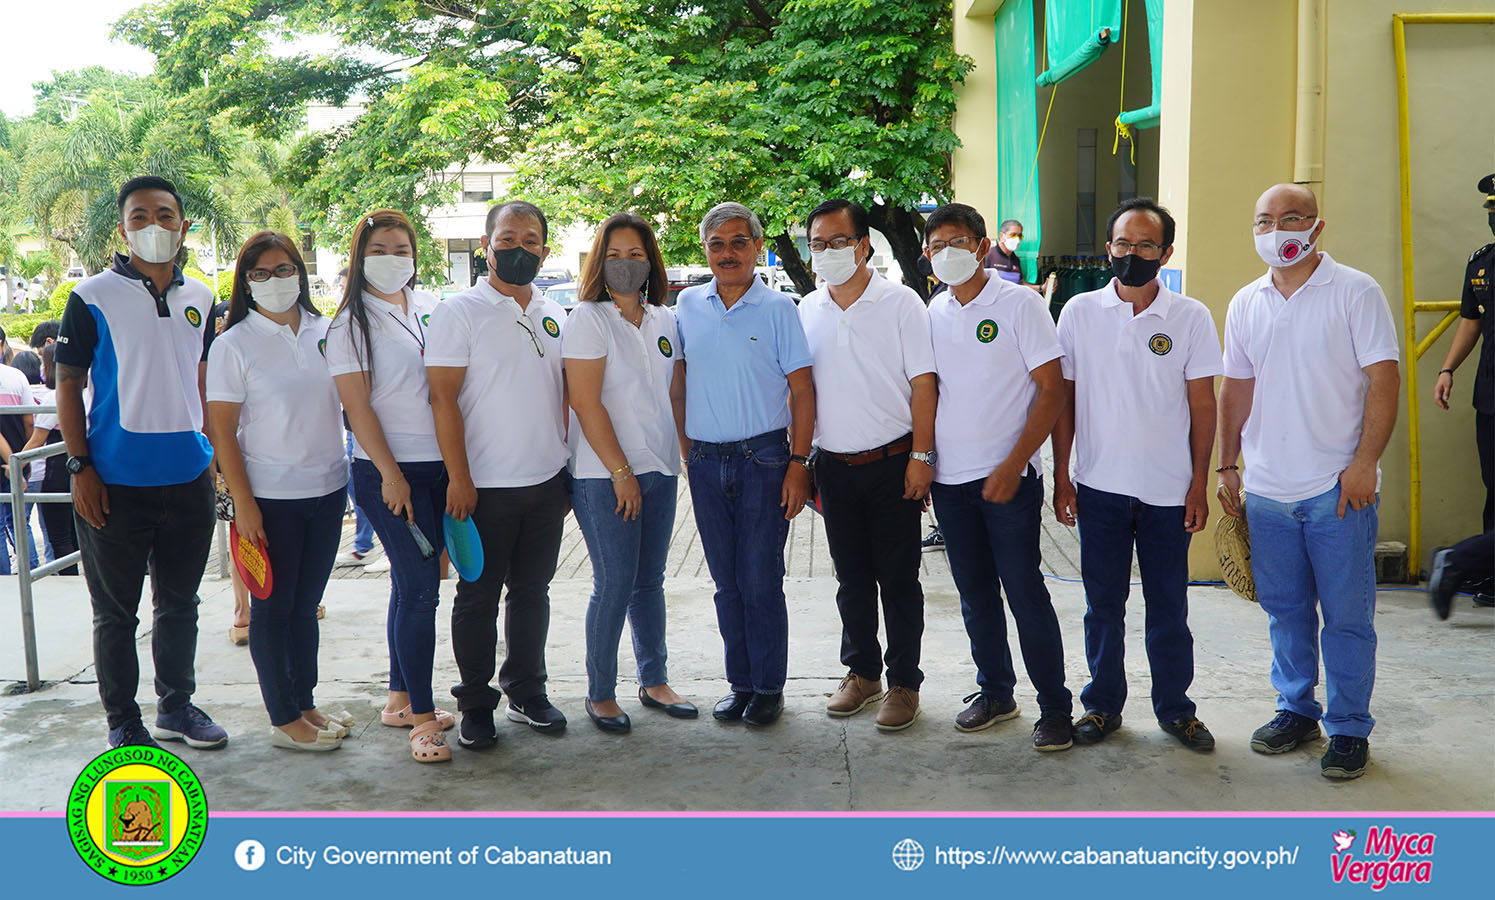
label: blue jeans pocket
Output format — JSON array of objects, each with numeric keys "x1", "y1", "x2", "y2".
[{"x1": 747, "y1": 443, "x2": 790, "y2": 468}]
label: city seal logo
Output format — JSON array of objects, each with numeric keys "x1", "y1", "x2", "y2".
[
  {"x1": 542, "y1": 316, "x2": 560, "y2": 338},
  {"x1": 68, "y1": 746, "x2": 207, "y2": 886},
  {"x1": 658, "y1": 336, "x2": 673, "y2": 358},
  {"x1": 1149, "y1": 333, "x2": 1173, "y2": 356},
  {"x1": 184, "y1": 307, "x2": 202, "y2": 328},
  {"x1": 976, "y1": 319, "x2": 998, "y2": 343}
]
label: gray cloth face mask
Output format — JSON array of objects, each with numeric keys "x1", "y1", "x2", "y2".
[{"x1": 603, "y1": 258, "x2": 651, "y2": 296}]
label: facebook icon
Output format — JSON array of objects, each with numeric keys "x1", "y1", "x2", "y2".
[{"x1": 234, "y1": 839, "x2": 266, "y2": 871}]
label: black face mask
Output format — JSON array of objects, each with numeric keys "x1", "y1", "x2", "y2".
[
  {"x1": 1111, "y1": 253, "x2": 1161, "y2": 288},
  {"x1": 492, "y1": 245, "x2": 542, "y2": 286}
]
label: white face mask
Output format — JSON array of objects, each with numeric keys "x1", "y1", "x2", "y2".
[
  {"x1": 931, "y1": 246, "x2": 981, "y2": 286},
  {"x1": 249, "y1": 275, "x2": 301, "y2": 313},
  {"x1": 1001, "y1": 236, "x2": 1021, "y2": 253},
  {"x1": 1254, "y1": 220, "x2": 1319, "y2": 268},
  {"x1": 363, "y1": 254, "x2": 415, "y2": 293},
  {"x1": 125, "y1": 223, "x2": 182, "y2": 265},
  {"x1": 810, "y1": 244, "x2": 861, "y2": 286}
]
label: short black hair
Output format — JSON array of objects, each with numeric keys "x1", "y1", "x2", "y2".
[
  {"x1": 10, "y1": 349, "x2": 40, "y2": 385},
  {"x1": 923, "y1": 203, "x2": 987, "y2": 242},
  {"x1": 117, "y1": 175, "x2": 184, "y2": 218},
  {"x1": 485, "y1": 200, "x2": 548, "y2": 244},
  {"x1": 1106, "y1": 197, "x2": 1175, "y2": 248},
  {"x1": 805, "y1": 198, "x2": 869, "y2": 240},
  {"x1": 28, "y1": 320, "x2": 59, "y2": 348},
  {"x1": 998, "y1": 219, "x2": 1023, "y2": 234}
]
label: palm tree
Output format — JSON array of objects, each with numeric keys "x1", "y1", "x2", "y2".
[{"x1": 0, "y1": 219, "x2": 33, "y2": 312}]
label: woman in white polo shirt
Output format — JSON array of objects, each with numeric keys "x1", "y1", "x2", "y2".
[
  {"x1": 324, "y1": 209, "x2": 453, "y2": 763},
  {"x1": 564, "y1": 213, "x2": 695, "y2": 733},
  {"x1": 206, "y1": 231, "x2": 352, "y2": 752}
]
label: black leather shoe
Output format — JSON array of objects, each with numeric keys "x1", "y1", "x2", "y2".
[
  {"x1": 585, "y1": 699, "x2": 631, "y2": 734},
  {"x1": 1072, "y1": 711, "x2": 1122, "y2": 744},
  {"x1": 1160, "y1": 716, "x2": 1215, "y2": 752},
  {"x1": 712, "y1": 691, "x2": 754, "y2": 722},
  {"x1": 742, "y1": 692, "x2": 784, "y2": 727},
  {"x1": 639, "y1": 686, "x2": 699, "y2": 719}
]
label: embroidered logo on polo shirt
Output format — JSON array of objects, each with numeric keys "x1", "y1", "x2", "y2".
[
  {"x1": 976, "y1": 319, "x2": 998, "y2": 343},
  {"x1": 542, "y1": 316, "x2": 560, "y2": 338},
  {"x1": 317, "y1": 339, "x2": 327, "y2": 357},
  {"x1": 1149, "y1": 333, "x2": 1173, "y2": 356},
  {"x1": 183, "y1": 307, "x2": 202, "y2": 328},
  {"x1": 420, "y1": 314, "x2": 431, "y2": 327},
  {"x1": 658, "y1": 336, "x2": 673, "y2": 358}
]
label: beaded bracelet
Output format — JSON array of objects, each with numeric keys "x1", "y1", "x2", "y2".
[{"x1": 610, "y1": 464, "x2": 633, "y2": 483}]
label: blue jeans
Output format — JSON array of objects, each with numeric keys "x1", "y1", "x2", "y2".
[
  {"x1": 248, "y1": 488, "x2": 344, "y2": 726},
  {"x1": 573, "y1": 472, "x2": 677, "y2": 701},
  {"x1": 932, "y1": 472, "x2": 1071, "y2": 714},
  {"x1": 687, "y1": 433, "x2": 791, "y2": 694},
  {"x1": 1076, "y1": 483, "x2": 1196, "y2": 723},
  {"x1": 347, "y1": 431, "x2": 375, "y2": 555},
  {"x1": 0, "y1": 500, "x2": 39, "y2": 575},
  {"x1": 351, "y1": 458, "x2": 447, "y2": 715},
  {"x1": 1246, "y1": 485, "x2": 1378, "y2": 739}
]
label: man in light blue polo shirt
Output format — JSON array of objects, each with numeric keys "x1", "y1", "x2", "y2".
[{"x1": 677, "y1": 201, "x2": 815, "y2": 728}]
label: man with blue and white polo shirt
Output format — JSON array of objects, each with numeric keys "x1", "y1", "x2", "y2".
[
  {"x1": 427, "y1": 200, "x2": 572, "y2": 747},
  {"x1": 56, "y1": 175, "x2": 227, "y2": 750},
  {"x1": 677, "y1": 201, "x2": 815, "y2": 728},
  {"x1": 1052, "y1": 197, "x2": 1222, "y2": 753}
]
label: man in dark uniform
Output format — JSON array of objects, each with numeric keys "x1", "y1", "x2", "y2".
[{"x1": 1428, "y1": 173, "x2": 1495, "y2": 616}]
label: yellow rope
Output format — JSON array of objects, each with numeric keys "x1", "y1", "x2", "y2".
[
  {"x1": 1022, "y1": 14, "x2": 1056, "y2": 211},
  {"x1": 1112, "y1": 0, "x2": 1135, "y2": 163}
]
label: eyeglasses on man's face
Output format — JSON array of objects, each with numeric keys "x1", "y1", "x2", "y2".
[
  {"x1": 705, "y1": 236, "x2": 755, "y2": 255},
  {"x1": 1108, "y1": 240, "x2": 1163, "y2": 258},
  {"x1": 808, "y1": 235, "x2": 865, "y2": 253},
  {"x1": 1252, "y1": 214, "x2": 1314, "y2": 234},
  {"x1": 925, "y1": 235, "x2": 979, "y2": 255},
  {"x1": 246, "y1": 264, "x2": 299, "y2": 282}
]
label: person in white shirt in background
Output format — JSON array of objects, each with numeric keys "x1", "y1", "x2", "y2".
[
  {"x1": 427, "y1": 200, "x2": 572, "y2": 749},
  {"x1": 799, "y1": 198, "x2": 936, "y2": 734},
  {"x1": 326, "y1": 209, "x2": 454, "y2": 764},
  {"x1": 21, "y1": 343, "x2": 78, "y2": 574},
  {"x1": 563, "y1": 212, "x2": 696, "y2": 734},
  {"x1": 207, "y1": 231, "x2": 352, "y2": 753},
  {"x1": 1218, "y1": 183, "x2": 1400, "y2": 780}
]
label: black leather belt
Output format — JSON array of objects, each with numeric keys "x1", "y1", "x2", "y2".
[{"x1": 691, "y1": 429, "x2": 787, "y2": 456}]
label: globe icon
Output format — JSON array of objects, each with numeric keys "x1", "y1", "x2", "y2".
[{"x1": 891, "y1": 838, "x2": 925, "y2": 871}]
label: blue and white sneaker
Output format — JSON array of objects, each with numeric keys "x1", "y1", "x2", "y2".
[
  {"x1": 107, "y1": 718, "x2": 163, "y2": 750},
  {"x1": 153, "y1": 704, "x2": 229, "y2": 749}
]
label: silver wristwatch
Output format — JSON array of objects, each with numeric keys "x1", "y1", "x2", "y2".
[{"x1": 910, "y1": 450, "x2": 936, "y2": 467}]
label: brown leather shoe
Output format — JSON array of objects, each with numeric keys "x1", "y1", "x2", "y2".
[
  {"x1": 826, "y1": 672, "x2": 884, "y2": 717},
  {"x1": 875, "y1": 686, "x2": 920, "y2": 732}
]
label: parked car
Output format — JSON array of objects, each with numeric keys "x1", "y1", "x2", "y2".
[
  {"x1": 534, "y1": 268, "x2": 573, "y2": 290},
  {"x1": 543, "y1": 281, "x2": 580, "y2": 313}
]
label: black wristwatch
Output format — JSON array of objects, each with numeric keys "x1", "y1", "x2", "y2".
[
  {"x1": 790, "y1": 453, "x2": 814, "y2": 471},
  {"x1": 66, "y1": 456, "x2": 93, "y2": 475}
]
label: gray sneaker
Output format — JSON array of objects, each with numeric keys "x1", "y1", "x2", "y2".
[
  {"x1": 955, "y1": 692, "x2": 1019, "y2": 732},
  {"x1": 1250, "y1": 710, "x2": 1320, "y2": 754}
]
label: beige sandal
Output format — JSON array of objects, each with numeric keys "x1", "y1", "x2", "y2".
[
  {"x1": 410, "y1": 720, "x2": 450, "y2": 763},
  {"x1": 381, "y1": 705, "x2": 455, "y2": 730},
  {"x1": 229, "y1": 625, "x2": 249, "y2": 646}
]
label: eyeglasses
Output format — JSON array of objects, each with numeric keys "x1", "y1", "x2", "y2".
[
  {"x1": 1252, "y1": 215, "x2": 1314, "y2": 234},
  {"x1": 515, "y1": 317, "x2": 544, "y2": 357},
  {"x1": 246, "y1": 264, "x2": 299, "y2": 282},
  {"x1": 1109, "y1": 239, "x2": 1163, "y2": 258},
  {"x1": 808, "y1": 235, "x2": 864, "y2": 253},
  {"x1": 705, "y1": 236, "x2": 754, "y2": 254},
  {"x1": 926, "y1": 236, "x2": 979, "y2": 254}
]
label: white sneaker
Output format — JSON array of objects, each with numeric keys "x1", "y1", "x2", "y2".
[
  {"x1": 335, "y1": 550, "x2": 370, "y2": 567},
  {"x1": 366, "y1": 555, "x2": 392, "y2": 573}
]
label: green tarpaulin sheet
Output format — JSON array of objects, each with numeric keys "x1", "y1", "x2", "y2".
[
  {"x1": 1035, "y1": 0, "x2": 1122, "y2": 87},
  {"x1": 1117, "y1": 0, "x2": 1164, "y2": 130}
]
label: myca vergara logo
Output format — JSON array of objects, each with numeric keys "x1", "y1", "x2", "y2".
[
  {"x1": 975, "y1": 319, "x2": 998, "y2": 343},
  {"x1": 67, "y1": 746, "x2": 207, "y2": 886},
  {"x1": 1330, "y1": 825, "x2": 1434, "y2": 891},
  {"x1": 542, "y1": 316, "x2": 561, "y2": 338},
  {"x1": 658, "y1": 336, "x2": 673, "y2": 358},
  {"x1": 184, "y1": 306, "x2": 202, "y2": 328},
  {"x1": 1149, "y1": 332, "x2": 1173, "y2": 355}
]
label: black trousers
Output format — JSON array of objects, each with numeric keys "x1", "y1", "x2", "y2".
[
  {"x1": 76, "y1": 469, "x2": 214, "y2": 729},
  {"x1": 814, "y1": 450, "x2": 926, "y2": 689},
  {"x1": 450, "y1": 471, "x2": 569, "y2": 710},
  {"x1": 40, "y1": 450, "x2": 78, "y2": 575},
  {"x1": 1477, "y1": 411, "x2": 1492, "y2": 533}
]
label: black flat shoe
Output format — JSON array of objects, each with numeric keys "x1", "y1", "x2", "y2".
[
  {"x1": 743, "y1": 692, "x2": 784, "y2": 727},
  {"x1": 712, "y1": 691, "x2": 754, "y2": 722},
  {"x1": 638, "y1": 686, "x2": 699, "y2": 719},
  {"x1": 585, "y1": 699, "x2": 631, "y2": 734}
]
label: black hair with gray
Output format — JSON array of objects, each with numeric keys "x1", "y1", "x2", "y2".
[
  {"x1": 806, "y1": 198, "x2": 869, "y2": 240},
  {"x1": 485, "y1": 200, "x2": 549, "y2": 244},
  {"x1": 1106, "y1": 197, "x2": 1175, "y2": 248},
  {"x1": 699, "y1": 202, "x2": 763, "y2": 242},
  {"x1": 923, "y1": 203, "x2": 987, "y2": 242}
]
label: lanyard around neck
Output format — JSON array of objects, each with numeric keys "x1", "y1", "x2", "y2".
[{"x1": 386, "y1": 309, "x2": 425, "y2": 356}]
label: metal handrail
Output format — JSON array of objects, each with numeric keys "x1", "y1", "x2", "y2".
[{"x1": 3, "y1": 405, "x2": 81, "y2": 692}]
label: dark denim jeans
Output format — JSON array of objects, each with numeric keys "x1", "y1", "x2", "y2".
[
  {"x1": 931, "y1": 471, "x2": 1071, "y2": 714},
  {"x1": 76, "y1": 468, "x2": 214, "y2": 729},
  {"x1": 1075, "y1": 482, "x2": 1196, "y2": 723},
  {"x1": 449, "y1": 471, "x2": 569, "y2": 710},
  {"x1": 687, "y1": 433, "x2": 792, "y2": 694},
  {"x1": 352, "y1": 458, "x2": 447, "y2": 715},
  {"x1": 572, "y1": 472, "x2": 677, "y2": 701},
  {"x1": 247, "y1": 487, "x2": 344, "y2": 726},
  {"x1": 346, "y1": 430, "x2": 375, "y2": 555}
]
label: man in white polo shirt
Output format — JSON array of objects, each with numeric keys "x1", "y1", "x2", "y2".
[
  {"x1": 924, "y1": 202, "x2": 1074, "y2": 752},
  {"x1": 1218, "y1": 183, "x2": 1400, "y2": 780},
  {"x1": 1053, "y1": 197, "x2": 1221, "y2": 753},
  {"x1": 427, "y1": 200, "x2": 572, "y2": 747},
  {"x1": 799, "y1": 198, "x2": 937, "y2": 733}
]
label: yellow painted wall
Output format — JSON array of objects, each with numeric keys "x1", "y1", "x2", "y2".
[{"x1": 951, "y1": 7, "x2": 999, "y2": 225}]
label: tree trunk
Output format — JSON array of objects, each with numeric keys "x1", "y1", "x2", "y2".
[
  {"x1": 770, "y1": 231, "x2": 816, "y2": 295},
  {"x1": 869, "y1": 203, "x2": 929, "y2": 300}
]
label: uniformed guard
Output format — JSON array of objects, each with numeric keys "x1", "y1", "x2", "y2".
[{"x1": 1428, "y1": 173, "x2": 1495, "y2": 613}]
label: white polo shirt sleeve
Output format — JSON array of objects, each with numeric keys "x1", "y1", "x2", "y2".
[
  {"x1": 1057, "y1": 301, "x2": 1078, "y2": 380},
  {"x1": 1183, "y1": 304, "x2": 1225, "y2": 380},
  {"x1": 323, "y1": 314, "x2": 365, "y2": 377},
  {"x1": 424, "y1": 300, "x2": 472, "y2": 368},
  {"x1": 1348, "y1": 280, "x2": 1401, "y2": 368},
  {"x1": 560, "y1": 302, "x2": 608, "y2": 361},
  {"x1": 204, "y1": 337, "x2": 247, "y2": 403},
  {"x1": 1016, "y1": 290, "x2": 1064, "y2": 373},
  {"x1": 897, "y1": 291, "x2": 937, "y2": 380},
  {"x1": 1222, "y1": 285, "x2": 1257, "y2": 380}
]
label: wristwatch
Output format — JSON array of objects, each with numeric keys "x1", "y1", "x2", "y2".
[
  {"x1": 790, "y1": 453, "x2": 814, "y2": 471},
  {"x1": 66, "y1": 455, "x2": 93, "y2": 475},
  {"x1": 910, "y1": 450, "x2": 937, "y2": 468}
]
